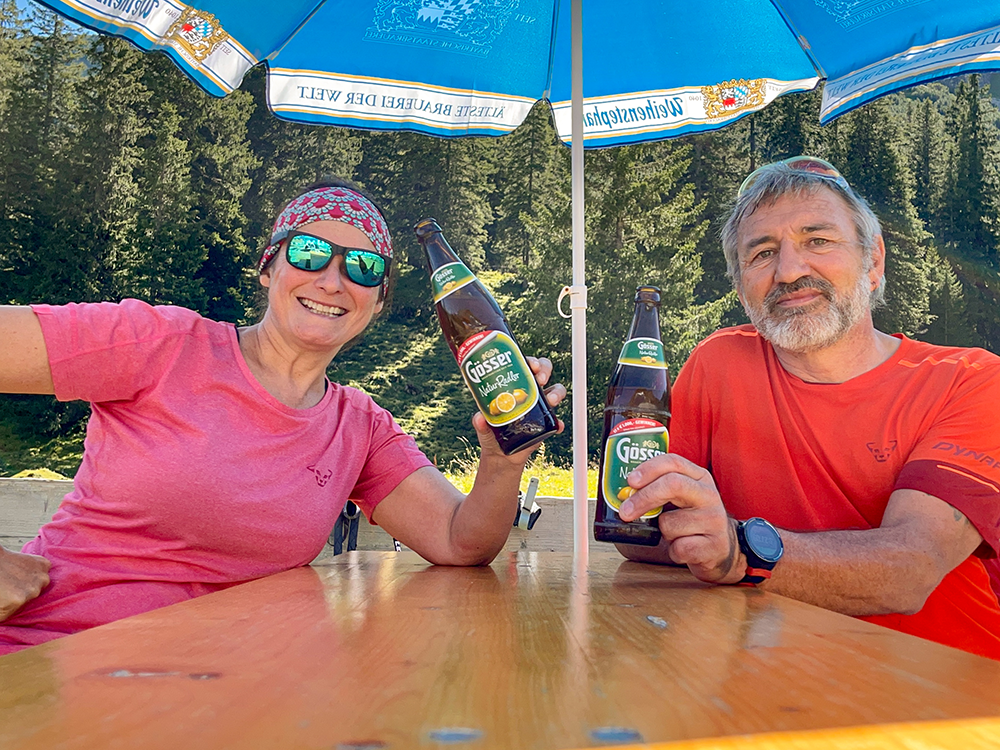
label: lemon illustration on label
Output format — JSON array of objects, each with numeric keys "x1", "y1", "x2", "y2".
[
  {"x1": 617, "y1": 486, "x2": 636, "y2": 501},
  {"x1": 490, "y1": 391, "x2": 517, "y2": 415},
  {"x1": 513, "y1": 389, "x2": 528, "y2": 404}
]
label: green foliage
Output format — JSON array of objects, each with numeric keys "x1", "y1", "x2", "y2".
[
  {"x1": 1, "y1": 15, "x2": 999, "y2": 474},
  {"x1": 941, "y1": 75, "x2": 1000, "y2": 267},
  {"x1": 242, "y1": 68, "x2": 364, "y2": 254},
  {"x1": 836, "y1": 97, "x2": 935, "y2": 337}
]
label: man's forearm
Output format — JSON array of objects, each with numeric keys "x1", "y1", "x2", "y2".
[{"x1": 759, "y1": 525, "x2": 953, "y2": 616}]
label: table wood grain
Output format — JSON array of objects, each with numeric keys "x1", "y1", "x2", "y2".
[{"x1": 2, "y1": 550, "x2": 1000, "y2": 750}]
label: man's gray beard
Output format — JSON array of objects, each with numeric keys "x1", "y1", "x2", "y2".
[{"x1": 744, "y1": 273, "x2": 871, "y2": 354}]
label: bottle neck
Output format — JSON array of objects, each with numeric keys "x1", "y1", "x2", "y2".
[
  {"x1": 420, "y1": 232, "x2": 463, "y2": 270},
  {"x1": 627, "y1": 301, "x2": 662, "y2": 340}
]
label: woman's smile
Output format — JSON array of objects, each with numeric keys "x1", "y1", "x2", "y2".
[{"x1": 298, "y1": 297, "x2": 347, "y2": 318}]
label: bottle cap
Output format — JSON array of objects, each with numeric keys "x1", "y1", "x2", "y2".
[
  {"x1": 634, "y1": 285, "x2": 662, "y2": 304},
  {"x1": 414, "y1": 218, "x2": 443, "y2": 239}
]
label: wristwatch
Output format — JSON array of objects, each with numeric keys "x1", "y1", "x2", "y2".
[{"x1": 735, "y1": 517, "x2": 784, "y2": 586}]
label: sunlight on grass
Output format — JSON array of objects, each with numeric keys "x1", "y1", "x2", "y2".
[{"x1": 443, "y1": 440, "x2": 598, "y2": 498}]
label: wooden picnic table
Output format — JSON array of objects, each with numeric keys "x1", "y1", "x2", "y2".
[{"x1": 2, "y1": 549, "x2": 1000, "y2": 750}]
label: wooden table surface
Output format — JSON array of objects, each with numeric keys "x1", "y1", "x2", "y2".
[{"x1": 2, "y1": 550, "x2": 1000, "y2": 750}]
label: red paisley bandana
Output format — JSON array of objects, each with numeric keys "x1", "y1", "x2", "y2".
[{"x1": 257, "y1": 187, "x2": 393, "y2": 292}]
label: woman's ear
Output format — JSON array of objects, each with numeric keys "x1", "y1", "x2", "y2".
[{"x1": 260, "y1": 269, "x2": 271, "y2": 288}]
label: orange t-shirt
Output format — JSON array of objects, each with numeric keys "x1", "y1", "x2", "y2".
[{"x1": 671, "y1": 325, "x2": 1000, "y2": 660}]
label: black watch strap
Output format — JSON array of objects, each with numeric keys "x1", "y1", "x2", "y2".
[{"x1": 735, "y1": 518, "x2": 783, "y2": 587}]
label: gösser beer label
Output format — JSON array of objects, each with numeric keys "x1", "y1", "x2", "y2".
[
  {"x1": 617, "y1": 337, "x2": 667, "y2": 369},
  {"x1": 456, "y1": 330, "x2": 539, "y2": 427},
  {"x1": 431, "y1": 261, "x2": 477, "y2": 303},
  {"x1": 601, "y1": 417, "x2": 669, "y2": 519}
]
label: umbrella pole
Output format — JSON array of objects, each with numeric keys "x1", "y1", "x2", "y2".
[{"x1": 570, "y1": 0, "x2": 588, "y2": 569}]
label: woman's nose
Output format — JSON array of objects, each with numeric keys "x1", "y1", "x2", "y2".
[{"x1": 314, "y1": 255, "x2": 349, "y2": 292}]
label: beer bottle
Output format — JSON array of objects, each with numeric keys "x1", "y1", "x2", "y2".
[
  {"x1": 594, "y1": 286, "x2": 672, "y2": 546},
  {"x1": 414, "y1": 218, "x2": 559, "y2": 455}
]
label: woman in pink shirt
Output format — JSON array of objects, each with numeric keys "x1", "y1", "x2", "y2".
[{"x1": 0, "y1": 179, "x2": 565, "y2": 654}]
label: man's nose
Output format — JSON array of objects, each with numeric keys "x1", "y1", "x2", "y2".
[{"x1": 773, "y1": 240, "x2": 811, "y2": 284}]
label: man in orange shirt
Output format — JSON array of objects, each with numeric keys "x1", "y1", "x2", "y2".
[{"x1": 616, "y1": 157, "x2": 1000, "y2": 660}]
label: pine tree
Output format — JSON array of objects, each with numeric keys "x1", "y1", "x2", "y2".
[
  {"x1": 923, "y1": 249, "x2": 973, "y2": 347},
  {"x1": 489, "y1": 102, "x2": 564, "y2": 270},
  {"x1": 941, "y1": 75, "x2": 1000, "y2": 268},
  {"x1": 837, "y1": 97, "x2": 934, "y2": 337},
  {"x1": 67, "y1": 36, "x2": 151, "y2": 301},
  {"x1": 685, "y1": 124, "x2": 751, "y2": 306},
  {"x1": 523, "y1": 139, "x2": 729, "y2": 453},
  {"x1": 147, "y1": 58, "x2": 258, "y2": 323},
  {"x1": 126, "y1": 99, "x2": 206, "y2": 309},
  {"x1": 242, "y1": 68, "x2": 364, "y2": 256},
  {"x1": 359, "y1": 132, "x2": 496, "y2": 269},
  {"x1": 0, "y1": 8, "x2": 87, "y2": 305},
  {"x1": 906, "y1": 97, "x2": 947, "y2": 234},
  {"x1": 756, "y1": 89, "x2": 821, "y2": 162},
  {"x1": 936, "y1": 75, "x2": 1000, "y2": 352},
  {"x1": 0, "y1": 0, "x2": 25, "y2": 123},
  {"x1": 356, "y1": 131, "x2": 497, "y2": 330}
]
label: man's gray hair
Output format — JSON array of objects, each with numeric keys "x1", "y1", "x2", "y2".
[{"x1": 720, "y1": 162, "x2": 886, "y2": 307}]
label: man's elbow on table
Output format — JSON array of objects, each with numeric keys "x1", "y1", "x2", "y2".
[{"x1": 872, "y1": 554, "x2": 946, "y2": 616}]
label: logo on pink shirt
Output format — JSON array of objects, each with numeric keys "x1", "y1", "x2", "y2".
[{"x1": 307, "y1": 464, "x2": 333, "y2": 487}]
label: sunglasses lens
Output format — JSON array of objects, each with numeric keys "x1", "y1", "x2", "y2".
[
  {"x1": 739, "y1": 156, "x2": 848, "y2": 197},
  {"x1": 287, "y1": 235, "x2": 333, "y2": 270},
  {"x1": 785, "y1": 157, "x2": 840, "y2": 179},
  {"x1": 345, "y1": 251, "x2": 386, "y2": 287}
]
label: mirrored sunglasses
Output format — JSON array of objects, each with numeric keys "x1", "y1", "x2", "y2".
[
  {"x1": 281, "y1": 231, "x2": 389, "y2": 288},
  {"x1": 738, "y1": 156, "x2": 851, "y2": 198}
]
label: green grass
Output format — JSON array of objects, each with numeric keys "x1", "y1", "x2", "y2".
[
  {"x1": 443, "y1": 441, "x2": 598, "y2": 498},
  {"x1": 0, "y1": 419, "x2": 85, "y2": 478}
]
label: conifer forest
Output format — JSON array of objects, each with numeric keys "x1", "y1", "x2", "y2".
[{"x1": 2, "y1": 3, "x2": 1000, "y2": 473}]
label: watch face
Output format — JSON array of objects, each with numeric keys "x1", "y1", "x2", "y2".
[{"x1": 746, "y1": 519, "x2": 783, "y2": 563}]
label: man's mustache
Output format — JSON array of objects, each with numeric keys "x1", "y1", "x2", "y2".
[{"x1": 764, "y1": 277, "x2": 835, "y2": 313}]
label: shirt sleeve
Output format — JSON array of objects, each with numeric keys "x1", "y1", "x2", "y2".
[
  {"x1": 31, "y1": 300, "x2": 205, "y2": 404},
  {"x1": 350, "y1": 401, "x2": 434, "y2": 522},
  {"x1": 894, "y1": 360, "x2": 1000, "y2": 556}
]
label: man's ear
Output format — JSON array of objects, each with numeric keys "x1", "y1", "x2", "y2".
[
  {"x1": 260, "y1": 269, "x2": 271, "y2": 288},
  {"x1": 869, "y1": 234, "x2": 886, "y2": 291}
]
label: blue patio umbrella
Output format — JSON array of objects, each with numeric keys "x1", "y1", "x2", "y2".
[{"x1": 32, "y1": 0, "x2": 1000, "y2": 562}]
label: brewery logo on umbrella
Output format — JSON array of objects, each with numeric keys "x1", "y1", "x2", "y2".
[
  {"x1": 166, "y1": 7, "x2": 230, "y2": 64},
  {"x1": 366, "y1": 0, "x2": 518, "y2": 57},
  {"x1": 815, "y1": 0, "x2": 929, "y2": 29},
  {"x1": 702, "y1": 78, "x2": 766, "y2": 119}
]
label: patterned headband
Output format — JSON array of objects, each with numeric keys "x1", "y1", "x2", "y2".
[{"x1": 257, "y1": 186, "x2": 393, "y2": 291}]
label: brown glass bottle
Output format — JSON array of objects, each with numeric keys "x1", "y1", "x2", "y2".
[
  {"x1": 594, "y1": 286, "x2": 672, "y2": 546},
  {"x1": 415, "y1": 218, "x2": 559, "y2": 455}
]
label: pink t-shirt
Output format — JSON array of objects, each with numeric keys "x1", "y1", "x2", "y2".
[{"x1": 0, "y1": 300, "x2": 431, "y2": 654}]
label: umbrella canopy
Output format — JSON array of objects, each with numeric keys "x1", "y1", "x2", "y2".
[
  {"x1": 32, "y1": 0, "x2": 1000, "y2": 563},
  {"x1": 31, "y1": 1, "x2": 1000, "y2": 144}
]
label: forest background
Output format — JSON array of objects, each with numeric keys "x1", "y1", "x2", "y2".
[{"x1": 2, "y1": 2, "x2": 1000, "y2": 476}]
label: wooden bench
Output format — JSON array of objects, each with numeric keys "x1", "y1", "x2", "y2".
[{"x1": 0, "y1": 477, "x2": 597, "y2": 559}]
